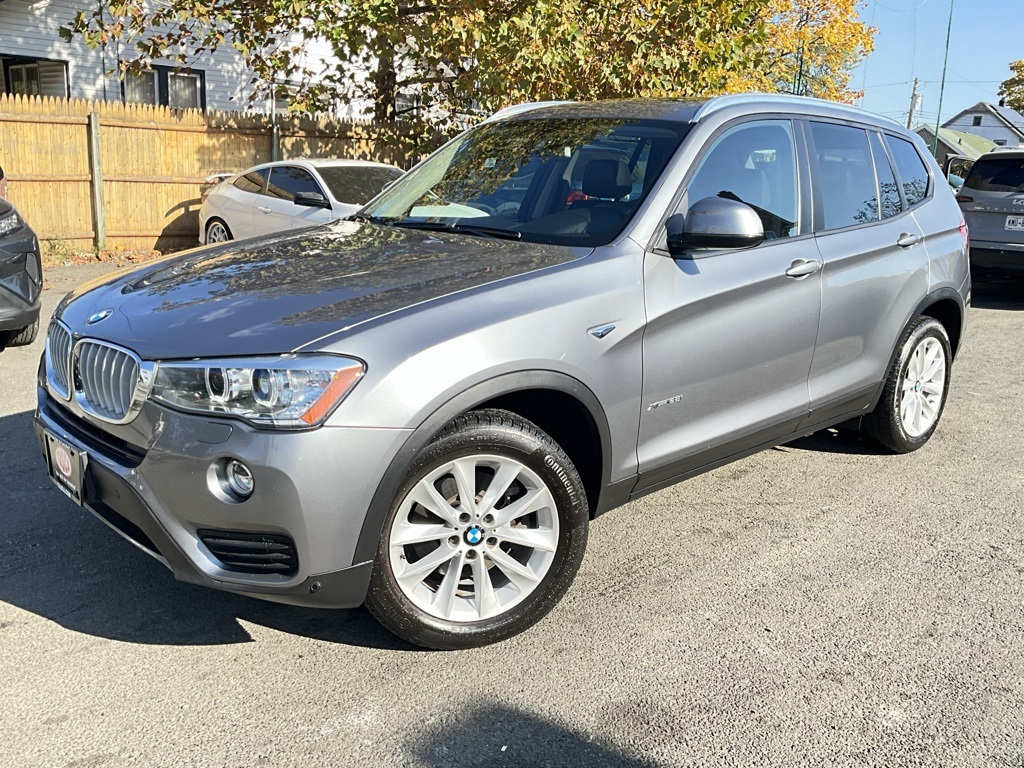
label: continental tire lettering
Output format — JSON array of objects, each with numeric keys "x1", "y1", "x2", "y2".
[{"x1": 544, "y1": 454, "x2": 576, "y2": 497}]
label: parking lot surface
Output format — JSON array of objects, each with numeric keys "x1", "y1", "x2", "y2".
[{"x1": 1, "y1": 264, "x2": 1022, "y2": 767}]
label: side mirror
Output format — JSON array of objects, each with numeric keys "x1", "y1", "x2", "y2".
[
  {"x1": 294, "y1": 191, "x2": 331, "y2": 209},
  {"x1": 666, "y1": 196, "x2": 765, "y2": 258}
]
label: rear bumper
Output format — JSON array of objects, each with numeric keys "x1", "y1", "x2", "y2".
[{"x1": 970, "y1": 241, "x2": 1024, "y2": 277}]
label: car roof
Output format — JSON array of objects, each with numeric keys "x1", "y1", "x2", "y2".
[
  {"x1": 489, "y1": 93, "x2": 904, "y2": 132},
  {"x1": 248, "y1": 158, "x2": 402, "y2": 172}
]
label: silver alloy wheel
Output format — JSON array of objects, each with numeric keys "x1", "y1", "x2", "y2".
[
  {"x1": 388, "y1": 454, "x2": 559, "y2": 622},
  {"x1": 900, "y1": 336, "x2": 946, "y2": 438},
  {"x1": 206, "y1": 221, "x2": 230, "y2": 243}
]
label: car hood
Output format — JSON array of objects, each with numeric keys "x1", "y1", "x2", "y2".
[{"x1": 57, "y1": 220, "x2": 589, "y2": 359}]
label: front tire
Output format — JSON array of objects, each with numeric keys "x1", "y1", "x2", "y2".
[
  {"x1": 862, "y1": 316, "x2": 952, "y2": 453},
  {"x1": 366, "y1": 409, "x2": 589, "y2": 650},
  {"x1": 6, "y1": 317, "x2": 39, "y2": 347}
]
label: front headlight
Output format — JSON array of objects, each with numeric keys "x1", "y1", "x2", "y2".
[
  {"x1": 150, "y1": 355, "x2": 365, "y2": 428},
  {"x1": 0, "y1": 209, "x2": 23, "y2": 237}
]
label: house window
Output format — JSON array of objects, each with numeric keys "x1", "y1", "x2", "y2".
[
  {"x1": 168, "y1": 72, "x2": 200, "y2": 109},
  {"x1": 125, "y1": 70, "x2": 158, "y2": 105},
  {"x1": 122, "y1": 65, "x2": 206, "y2": 110},
  {"x1": 8, "y1": 63, "x2": 40, "y2": 95},
  {"x1": 972, "y1": 115, "x2": 982, "y2": 127}
]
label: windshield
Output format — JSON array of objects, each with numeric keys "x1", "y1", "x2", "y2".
[
  {"x1": 319, "y1": 165, "x2": 404, "y2": 205},
  {"x1": 361, "y1": 117, "x2": 690, "y2": 246},
  {"x1": 962, "y1": 156, "x2": 1024, "y2": 194}
]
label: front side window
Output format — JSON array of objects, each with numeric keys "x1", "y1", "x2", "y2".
[
  {"x1": 233, "y1": 168, "x2": 268, "y2": 194},
  {"x1": 684, "y1": 119, "x2": 799, "y2": 239},
  {"x1": 809, "y1": 122, "x2": 878, "y2": 230},
  {"x1": 886, "y1": 136, "x2": 930, "y2": 207},
  {"x1": 319, "y1": 166, "x2": 404, "y2": 205},
  {"x1": 962, "y1": 156, "x2": 1024, "y2": 193},
  {"x1": 266, "y1": 166, "x2": 325, "y2": 202},
  {"x1": 362, "y1": 117, "x2": 690, "y2": 246}
]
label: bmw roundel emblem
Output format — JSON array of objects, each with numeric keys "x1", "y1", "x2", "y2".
[
  {"x1": 86, "y1": 309, "x2": 113, "y2": 325},
  {"x1": 464, "y1": 526, "x2": 483, "y2": 545}
]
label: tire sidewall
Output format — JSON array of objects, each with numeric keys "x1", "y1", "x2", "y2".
[
  {"x1": 887, "y1": 318, "x2": 952, "y2": 451},
  {"x1": 368, "y1": 414, "x2": 589, "y2": 649}
]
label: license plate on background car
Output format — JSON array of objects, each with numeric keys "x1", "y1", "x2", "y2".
[
  {"x1": 44, "y1": 431, "x2": 86, "y2": 506},
  {"x1": 1006, "y1": 215, "x2": 1024, "y2": 231}
]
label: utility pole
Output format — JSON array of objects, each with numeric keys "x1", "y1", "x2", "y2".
[
  {"x1": 933, "y1": 0, "x2": 955, "y2": 154},
  {"x1": 906, "y1": 77, "x2": 921, "y2": 129}
]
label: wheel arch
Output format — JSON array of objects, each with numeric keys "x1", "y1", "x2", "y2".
[{"x1": 353, "y1": 371, "x2": 612, "y2": 565}]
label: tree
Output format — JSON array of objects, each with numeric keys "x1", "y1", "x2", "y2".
[
  {"x1": 61, "y1": 2, "x2": 763, "y2": 128},
  {"x1": 727, "y1": 0, "x2": 875, "y2": 103},
  {"x1": 999, "y1": 59, "x2": 1024, "y2": 113}
]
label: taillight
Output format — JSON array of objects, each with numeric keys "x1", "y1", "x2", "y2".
[{"x1": 958, "y1": 218, "x2": 969, "y2": 246}]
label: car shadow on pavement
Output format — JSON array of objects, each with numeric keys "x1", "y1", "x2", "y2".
[
  {"x1": 780, "y1": 427, "x2": 878, "y2": 456},
  {"x1": 971, "y1": 280, "x2": 1024, "y2": 311},
  {"x1": 409, "y1": 703, "x2": 664, "y2": 768},
  {"x1": 0, "y1": 409, "x2": 421, "y2": 651}
]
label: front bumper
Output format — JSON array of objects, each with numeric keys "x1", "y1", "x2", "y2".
[
  {"x1": 0, "y1": 222, "x2": 42, "y2": 332},
  {"x1": 34, "y1": 387, "x2": 411, "y2": 608}
]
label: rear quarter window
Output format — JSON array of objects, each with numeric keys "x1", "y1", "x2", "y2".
[
  {"x1": 962, "y1": 156, "x2": 1024, "y2": 193},
  {"x1": 886, "y1": 136, "x2": 930, "y2": 207}
]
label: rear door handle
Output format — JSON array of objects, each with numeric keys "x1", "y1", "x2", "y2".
[
  {"x1": 257, "y1": 206, "x2": 272, "y2": 214},
  {"x1": 785, "y1": 259, "x2": 822, "y2": 278},
  {"x1": 897, "y1": 232, "x2": 921, "y2": 248}
]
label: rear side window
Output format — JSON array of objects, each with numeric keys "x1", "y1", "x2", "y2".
[
  {"x1": 962, "y1": 156, "x2": 1024, "y2": 193},
  {"x1": 886, "y1": 136, "x2": 930, "y2": 206},
  {"x1": 267, "y1": 166, "x2": 325, "y2": 202},
  {"x1": 233, "y1": 168, "x2": 267, "y2": 194},
  {"x1": 318, "y1": 166, "x2": 404, "y2": 205},
  {"x1": 868, "y1": 132, "x2": 902, "y2": 220},
  {"x1": 809, "y1": 122, "x2": 878, "y2": 230}
]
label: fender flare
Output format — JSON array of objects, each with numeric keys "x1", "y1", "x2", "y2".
[{"x1": 352, "y1": 370, "x2": 613, "y2": 564}]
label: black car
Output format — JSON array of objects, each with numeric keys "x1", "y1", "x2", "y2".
[{"x1": 0, "y1": 197, "x2": 43, "y2": 347}]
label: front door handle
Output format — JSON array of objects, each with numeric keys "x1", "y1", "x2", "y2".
[
  {"x1": 785, "y1": 259, "x2": 822, "y2": 278},
  {"x1": 897, "y1": 232, "x2": 921, "y2": 248},
  {"x1": 256, "y1": 206, "x2": 272, "y2": 214}
]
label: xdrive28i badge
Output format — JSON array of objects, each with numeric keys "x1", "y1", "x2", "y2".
[{"x1": 86, "y1": 309, "x2": 113, "y2": 325}]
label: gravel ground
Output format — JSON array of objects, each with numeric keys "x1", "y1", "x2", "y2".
[{"x1": 1, "y1": 265, "x2": 1022, "y2": 767}]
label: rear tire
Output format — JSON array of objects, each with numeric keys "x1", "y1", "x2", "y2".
[
  {"x1": 862, "y1": 316, "x2": 951, "y2": 453},
  {"x1": 366, "y1": 409, "x2": 589, "y2": 650},
  {"x1": 205, "y1": 219, "x2": 232, "y2": 244}
]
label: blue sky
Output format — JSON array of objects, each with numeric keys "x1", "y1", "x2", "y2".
[{"x1": 851, "y1": 0, "x2": 1020, "y2": 128}]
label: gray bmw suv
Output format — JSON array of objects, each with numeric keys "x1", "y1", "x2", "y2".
[{"x1": 34, "y1": 95, "x2": 969, "y2": 649}]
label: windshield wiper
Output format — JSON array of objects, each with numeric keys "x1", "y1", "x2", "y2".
[
  {"x1": 393, "y1": 221, "x2": 522, "y2": 241},
  {"x1": 347, "y1": 212, "x2": 387, "y2": 224}
]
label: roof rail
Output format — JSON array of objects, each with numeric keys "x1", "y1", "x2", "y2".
[
  {"x1": 691, "y1": 92, "x2": 902, "y2": 128},
  {"x1": 483, "y1": 101, "x2": 576, "y2": 123}
]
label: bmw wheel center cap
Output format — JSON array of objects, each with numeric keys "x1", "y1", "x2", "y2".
[{"x1": 464, "y1": 526, "x2": 484, "y2": 546}]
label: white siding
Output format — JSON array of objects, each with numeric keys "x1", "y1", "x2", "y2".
[
  {"x1": 944, "y1": 110, "x2": 1022, "y2": 148},
  {"x1": 0, "y1": 0, "x2": 362, "y2": 112}
]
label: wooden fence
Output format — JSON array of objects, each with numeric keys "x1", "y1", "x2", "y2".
[{"x1": 0, "y1": 94, "x2": 417, "y2": 252}]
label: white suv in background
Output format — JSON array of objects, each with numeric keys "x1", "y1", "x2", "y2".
[{"x1": 199, "y1": 158, "x2": 404, "y2": 243}]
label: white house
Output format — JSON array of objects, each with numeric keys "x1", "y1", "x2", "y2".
[
  {"x1": 942, "y1": 100, "x2": 1024, "y2": 149},
  {"x1": 0, "y1": 0, "x2": 369, "y2": 116}
]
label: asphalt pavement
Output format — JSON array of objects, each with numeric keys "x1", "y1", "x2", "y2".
[{"x1": 1, "y1": 264, "x2": 1022, "y2": 767}]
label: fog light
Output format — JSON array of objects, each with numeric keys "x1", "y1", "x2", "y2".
[{"x1": 225, "y1": 460, "x2": 254, "y2": 498}]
